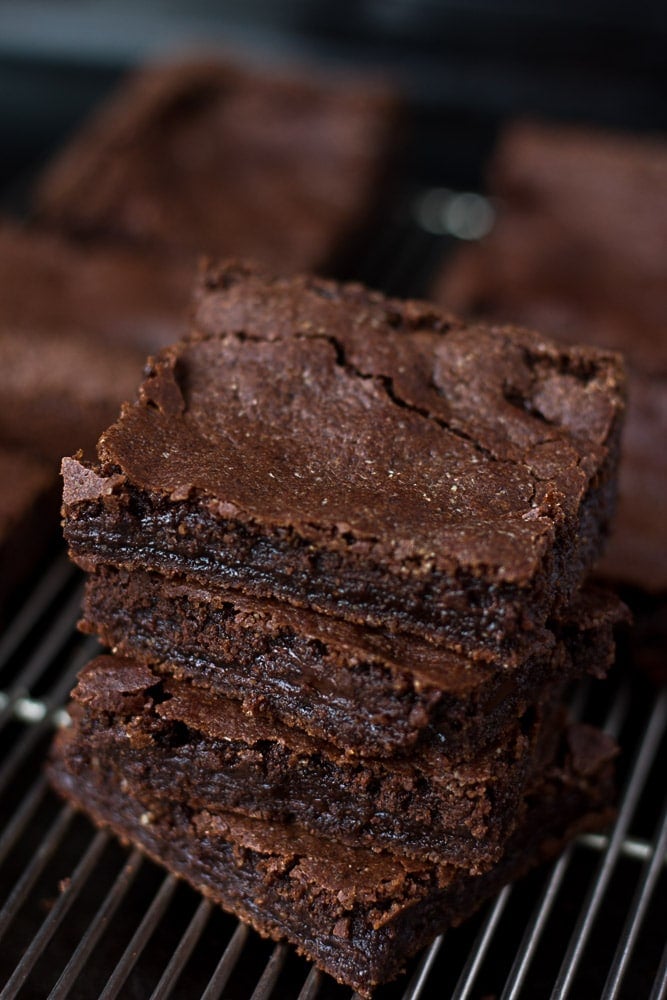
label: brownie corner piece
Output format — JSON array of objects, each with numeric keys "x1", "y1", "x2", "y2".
[{"x1": 61, "y1": 267, "x2": 625, "y2": 654}]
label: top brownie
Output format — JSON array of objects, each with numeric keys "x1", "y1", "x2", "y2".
[
  {"x1": 62, "y1": 262, "x2": 625, "y2": 657},
  {"x1": 33, "y1": 56, "x2": 398, "y2": 275},
  {"x1": 0, "y1": 219, "x2": 192, "y2": 354}
]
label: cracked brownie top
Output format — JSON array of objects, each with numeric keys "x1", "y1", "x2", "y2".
[
  {"x1": 84, "y1": 262, "x2": 622, "y2": 571},
  {"x1": 61, "y1": 262, "x2": 625, "y2": 651}
]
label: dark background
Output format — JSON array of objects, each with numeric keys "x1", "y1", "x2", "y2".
[{"x1": 1, "y1": 0, "x2": 665, "y2": 194}]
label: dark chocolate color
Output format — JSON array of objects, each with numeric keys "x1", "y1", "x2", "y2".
[
  {"x1": 48, "y1": 716, "x2": 616, "y2": 994},
  {"x1": 63, "y1": 653, "x2": 572, "y2": 871}
]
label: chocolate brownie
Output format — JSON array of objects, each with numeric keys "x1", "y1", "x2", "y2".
[
  {"x1": 80, "y1": 566, "x2": 624, "y2": 758},
  {"x1": 434, "y1": 121, "x2": 667, "y2": 593},
  {"x1": 62, "y1": 265, "x2": 625, "y2": 658},
  {"x1": 48, "y1": 716, "x2": 616, "y2": 994},
  {"x1": 0, "y1": 445, "x2": 56, "y2": 610},
  {"x1": 33, "y1": 57, "x2": 399, "y2": 275},
  {"x1": 438, "y1": 121, "x2": 667, "y2": 367},
  {"x1": 0, "y1": 219, "x2": 192, "y2": 353}
]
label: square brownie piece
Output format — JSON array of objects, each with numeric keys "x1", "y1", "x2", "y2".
[
  {"x1": 62, "y1": 264, "x2": 625, "y2": 659},
  {"x1": 33, "y1": 56, "x2": 399, "y2": 275}
]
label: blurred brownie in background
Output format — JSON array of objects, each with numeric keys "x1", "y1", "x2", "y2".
[
  {"x1": 434, "y1": 123, "x2": 667, "y2": 642},
  {"x1": 0, "y1": 220, "x2": 195, "y2": 468},
  {"x1": 0, "y1": 445, "x2": 56, "y2": 612},
  {"x1": 33, "y1": 56, "x2": 400, "y2": 275},
  {"x1": 0, "y1": 219, "x2": 196, "y2": 604},
  {"x1": 0, "y1": 220, "x2": 192, "y2": 354}
]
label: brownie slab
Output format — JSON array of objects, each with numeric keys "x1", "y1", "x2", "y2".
[
  {"x1": 62, "y1": 266, "x2": 625, "y2": 658},
  {"x1": 48, "y1": 718, "x2": 616, "y2": 994},
  {"x1": 80, "y1": 566, "x2": 624, "y2": 758},
  {"x1": 33, "y1": 57, "x2": 399, "y2": 275}
]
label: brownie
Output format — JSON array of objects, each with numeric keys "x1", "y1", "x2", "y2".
[
  {"x1": 80, "y1": 566, "x2": 624, "y2": 758},
  {"x1": 434, "y1": 121, "x2": 667, "y2": 593},
  {"x1": 48, "y1": 716, "x2": 616, "y2": 994},
  {"x1": 33, "y1": 56, "x2": 399, "y2": 275},
  {"x1": 0, "y1": 219, "x2": 192, "y2": 353},
  {"x1": 0, "y1": 445, "x2": 56, "y2": 610},
  {"x1": 438, "y1": 121, "x2": 667, "y2": 367},
  {"x1": 62, "y1": 264, "x2": 625, "y2": 659}
]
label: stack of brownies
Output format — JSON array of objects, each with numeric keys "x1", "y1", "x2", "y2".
[{"x1": 50, "y1": 261, "x2": 626, "y2": 992}]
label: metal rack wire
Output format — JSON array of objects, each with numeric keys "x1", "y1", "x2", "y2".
[
  {"x1": 0, "y1": 534, "x2": 665, "y2": 998},
  {"x1": 1, "y1": 202, "x2": 666, "y2": 999}
]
